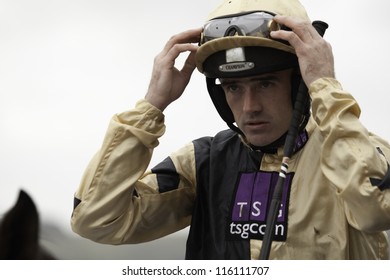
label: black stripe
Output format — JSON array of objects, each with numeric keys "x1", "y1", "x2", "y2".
[
  {"x1": 73, "y1": 197, "x2": 81, "y2": 210},
  {"x1": 151, "y1": 157, "x2": 180, "y2": 193},
  {"x1": 370, "y1": 164, "x2": 390, "y2": 191}
]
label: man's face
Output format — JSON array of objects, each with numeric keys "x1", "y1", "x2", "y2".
[{"x1": 220, "y1": 69, "x2": 293, "y2": 147}]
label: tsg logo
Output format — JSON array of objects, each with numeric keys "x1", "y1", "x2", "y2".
[{"x1": 227, "y1": 171, "x2": 293, "y2": 241}]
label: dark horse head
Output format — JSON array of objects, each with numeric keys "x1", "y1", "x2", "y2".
[{"x1": 0, "y1": 190, "x2": 55, "y2": 259}]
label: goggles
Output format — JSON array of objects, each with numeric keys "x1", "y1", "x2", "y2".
[{"x1": 200, "y1": 11, "x2": 282, "y2": 45}]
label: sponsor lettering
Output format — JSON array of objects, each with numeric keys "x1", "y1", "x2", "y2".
[
  {"x1": 219, "y1": 62, "x2": 254, "y2": 72},
  {"x1": 227, "y1": 171, "x2": 293, "y2": 241},
  {"x1": 229, "y1": 222, "x2": 286, "y2": 239}
]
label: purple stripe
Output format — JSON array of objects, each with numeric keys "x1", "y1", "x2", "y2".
[{"x1": 231, "y1": 171, "x2": 293, "y2": 222}]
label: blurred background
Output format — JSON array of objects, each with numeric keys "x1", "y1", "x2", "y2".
[{"x1": 1, "y1": 0, "x2": 390, "y2": 259}]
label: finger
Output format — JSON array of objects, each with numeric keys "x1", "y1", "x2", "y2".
[
  {"x1": 273, "y1": 15, "x2": 319, "y2": 41},
  {"x1": 180, "y1": 49, "x2": 198, "y2": 76},
  {"x1": 163, "y1": 43, "x2": 198, "y2": 70},
  {"x1": 161, "y1": 28, "x2": 202, "y2": 55},
  {"x1": 270, "y1": 29, "x2": 305, "y2": 52}
]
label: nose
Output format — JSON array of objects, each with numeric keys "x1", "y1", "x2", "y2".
[{"x1": 242, "y1": 88, "x2": 262, "y2": 114}]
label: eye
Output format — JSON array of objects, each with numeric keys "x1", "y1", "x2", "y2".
[
  {"x1": 221, "y1": 83, "x2": 244, "y2": 95},
  {"x1": 256, "y1": 80, "x2": 273, "y2": 89}
]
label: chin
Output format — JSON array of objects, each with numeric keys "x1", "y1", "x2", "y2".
[
  {"x1": 247, "y1": 134, "x2": 280, "y2": 147},
  {"x1": 246, "y1": 138, "x2": 269, "y2": 147}
]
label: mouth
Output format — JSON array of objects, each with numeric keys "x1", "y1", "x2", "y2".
[{"x1": 244, "y1": 121, "x2": 269, "y2": 130}]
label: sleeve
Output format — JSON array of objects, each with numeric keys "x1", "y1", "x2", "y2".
[
  {"x1": 309, "y1": 78, "x2": 390, "y2": 232},
  {"x1": 70, "y1": 99, "x2": 196, "y2": 244}
]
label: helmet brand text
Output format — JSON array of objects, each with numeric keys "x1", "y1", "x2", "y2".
[{"x1": 219, "y1": 62, "x2": 255, "y2": 73}]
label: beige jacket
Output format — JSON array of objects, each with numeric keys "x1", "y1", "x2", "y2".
[{"x1": 71, "y1": 78, "x2": 390, "y2": 259}]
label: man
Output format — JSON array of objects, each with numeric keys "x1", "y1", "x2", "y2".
[{"x1": 71, "y1": 0, "x2": 390, "y2": 259}]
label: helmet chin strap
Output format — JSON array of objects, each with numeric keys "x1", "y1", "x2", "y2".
[
  {"x1": 206, "y1": 70, "x2": 310, "y2": 155},
  {"x1": 231, "y1": 122, "x2": 288, "y2": 154}
]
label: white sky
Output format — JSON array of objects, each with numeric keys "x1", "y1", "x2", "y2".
[{"x1": 1, "y1": 0, "x2": 390, "y2": 241}]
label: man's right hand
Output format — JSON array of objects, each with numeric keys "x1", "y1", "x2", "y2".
[{"x1": 145, "y1": 28, "x2": 202, "y2": 111}]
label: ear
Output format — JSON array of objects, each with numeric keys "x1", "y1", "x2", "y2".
[{"x1": 0, "y1": 190, "x2": 40, "y2": 259}]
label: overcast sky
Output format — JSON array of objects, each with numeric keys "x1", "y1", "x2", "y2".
[{"x1": 1, "y1": 0, "x2": 390, "y2": 245}]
